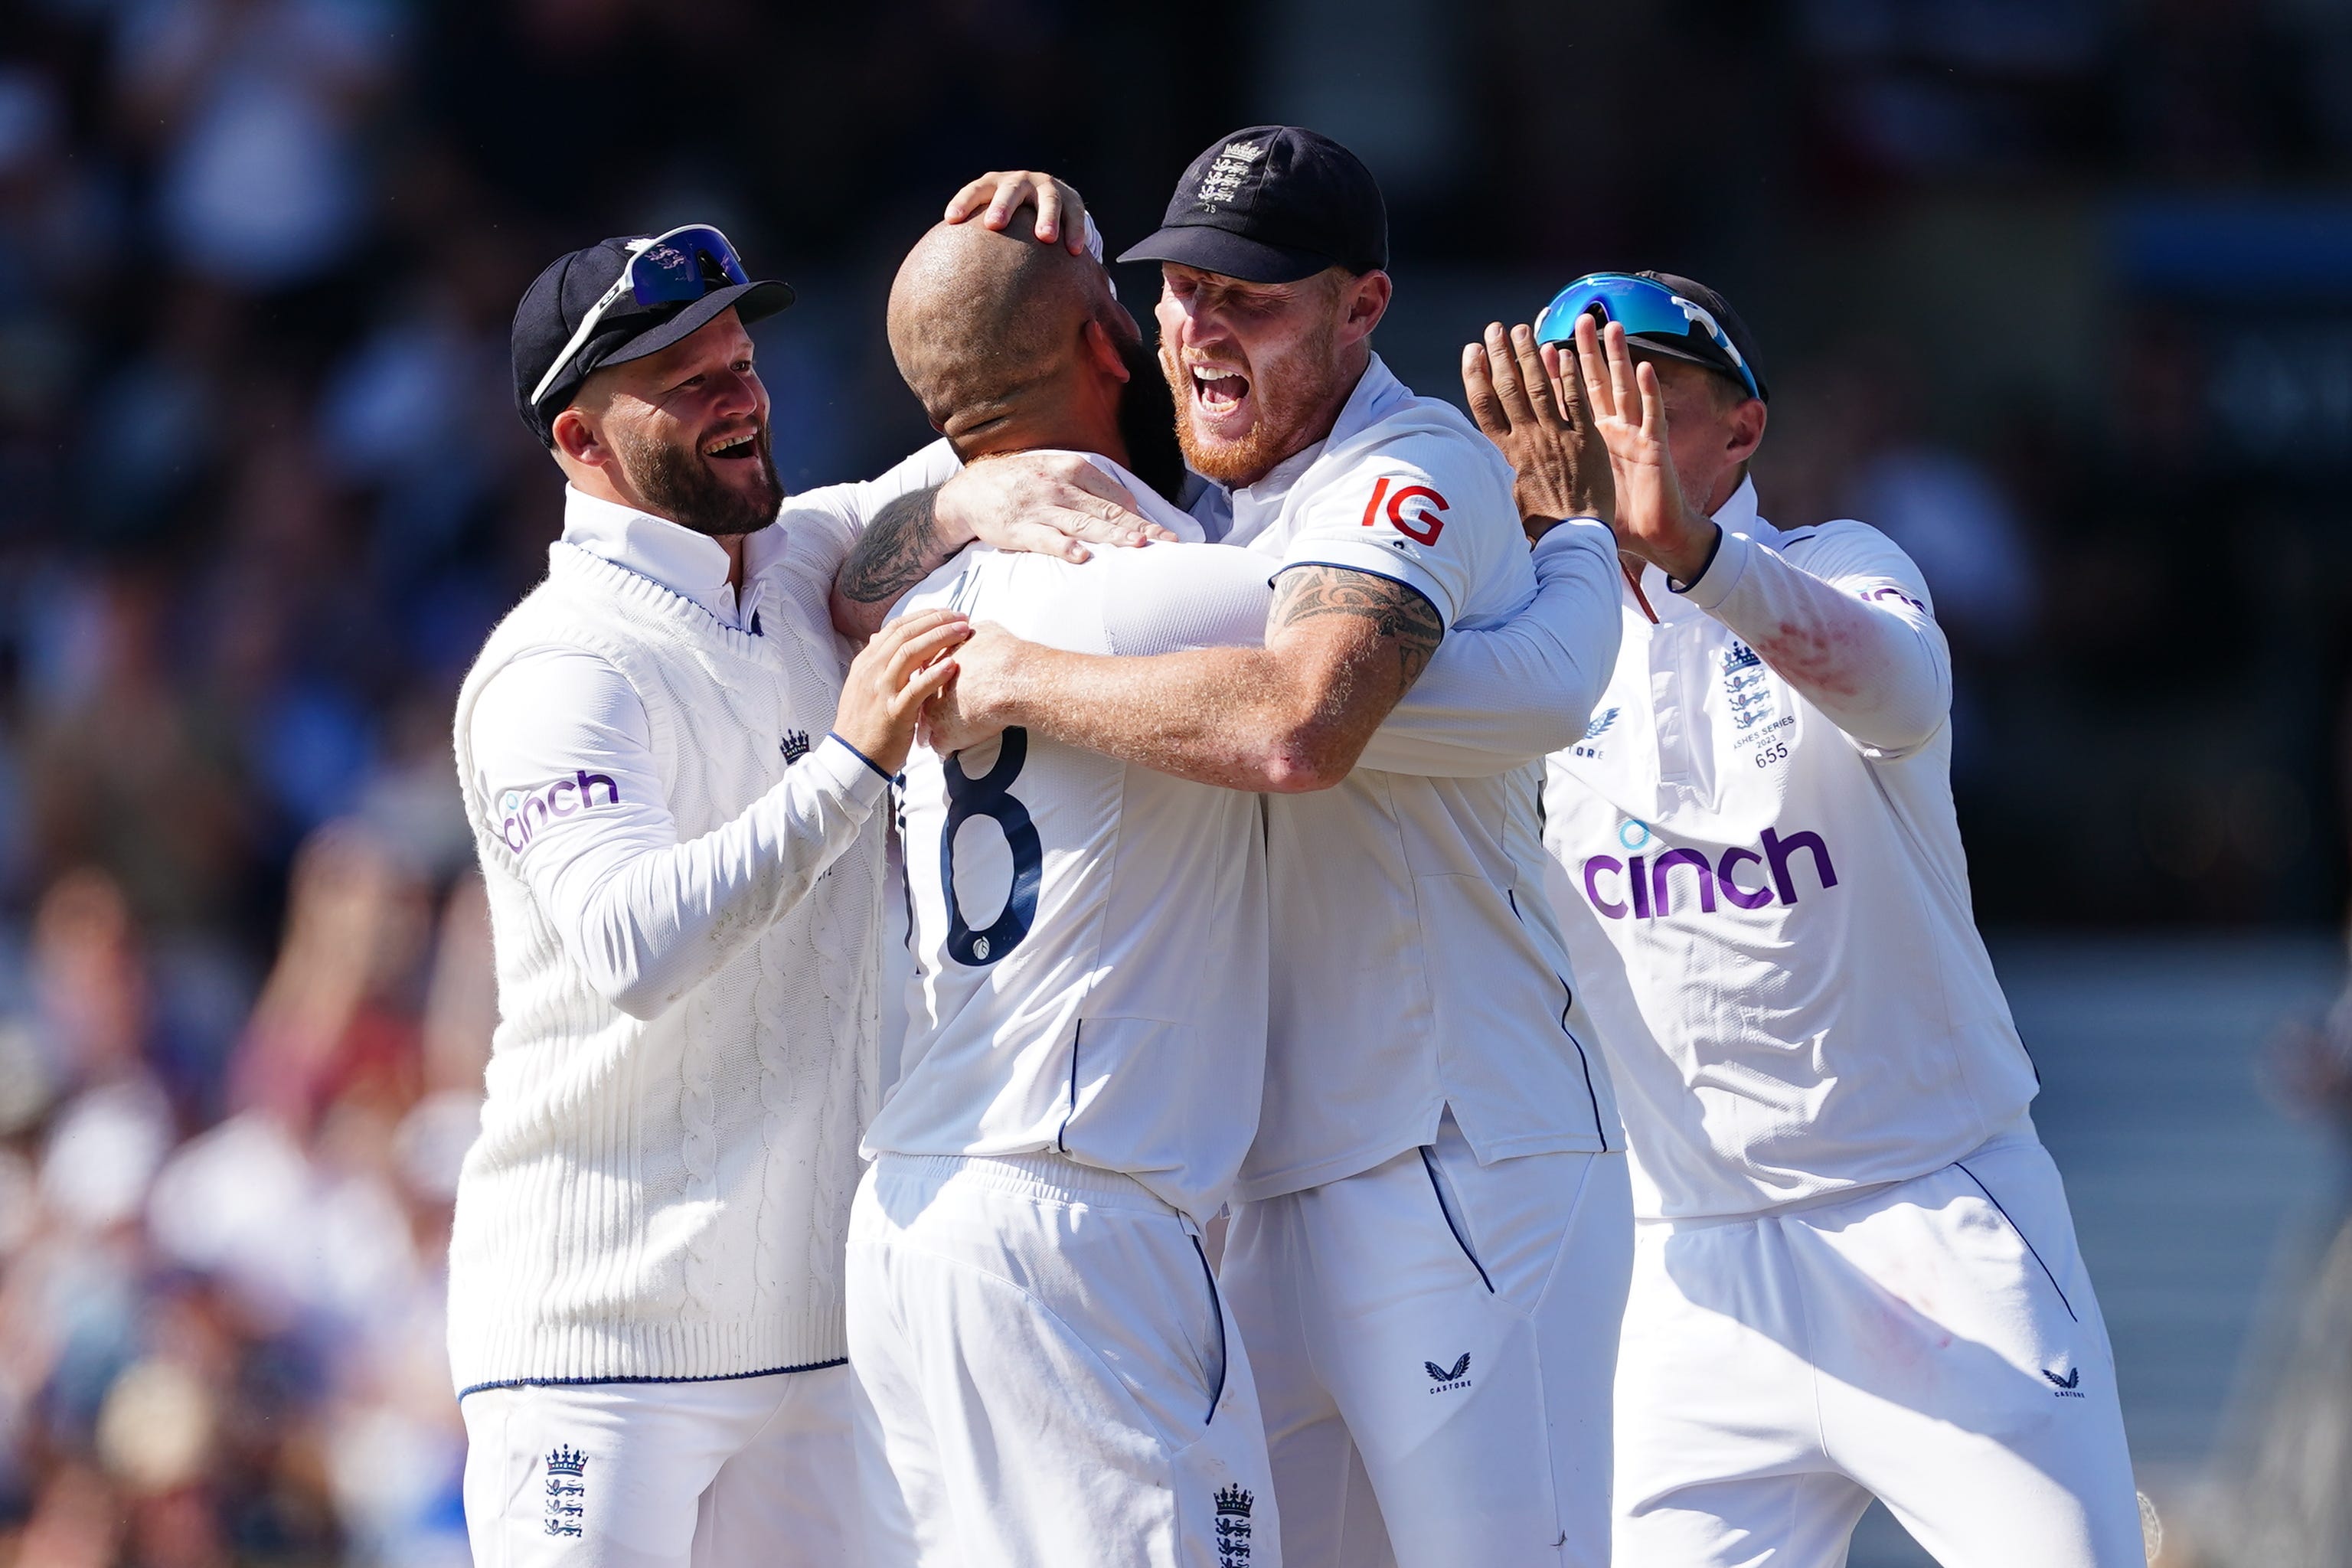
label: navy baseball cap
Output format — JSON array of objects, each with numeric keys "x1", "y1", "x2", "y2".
[
  {"x1": 1119, "y1": 126, "x2": 1387, "y2": 285},
  {"x1": 511, "y1": 227, "x2": 794, "y2": 446}
]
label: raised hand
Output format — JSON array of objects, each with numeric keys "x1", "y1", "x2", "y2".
[
  {"x1": 943, "y1": 171, "x2": 1092, "y2": 255},
  {"x1": 1571, "y1": 314, "x2": 1720, "y2": 584},
  {"x1": 1462, "y1": 320, "x2": 1613, "y2": 542}
]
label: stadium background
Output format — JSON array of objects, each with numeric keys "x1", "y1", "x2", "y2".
[{"x1": 0, "y1": 1, "x2": 2347, "y2": 1563}]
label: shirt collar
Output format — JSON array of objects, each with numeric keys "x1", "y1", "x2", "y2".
[
  {"x1": 1711, "y1": 475, "x2": 1763, "y2": 538},
  {"x1": 561, "y1": 486, "x2": 749, "y2": 629}
]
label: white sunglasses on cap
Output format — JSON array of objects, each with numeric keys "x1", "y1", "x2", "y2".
[{"x1": 528, "y1": 224, "x2": 752, "y2": 410}]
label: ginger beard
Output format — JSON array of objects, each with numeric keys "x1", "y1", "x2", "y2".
[
  {"x1": 610, "y1": 416, "x2": 784, "y2": 539},
  {"x1": 1159, "y1": 302, "x2": 1344, "y2": 489}
]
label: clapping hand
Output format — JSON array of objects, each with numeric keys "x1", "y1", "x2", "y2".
[
  {"x1": 1462, "y1": 322, "x2": 1613, "y2": 543},
  {"x1": 1568, "y1": 313, "x2": 1720, "y2": 584}
]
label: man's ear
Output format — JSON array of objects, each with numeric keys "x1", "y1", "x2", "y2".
[
  {"x1": 1338, "y1": 269, "x2": 1393, "y2": 348},
  {"x1": 1724, "y1": 397, "x2": 1767, "y2": 469},
  {"x1": 550, "y1": 406, "x2": 608, "y2": 469},
  {"x1": 1081, "y1": 318, "x2": 1132, "y2": 382}
]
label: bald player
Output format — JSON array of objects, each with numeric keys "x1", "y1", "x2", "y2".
[{"x1": 843, "y1": 208, "x2": 1288, "y2": 1568}]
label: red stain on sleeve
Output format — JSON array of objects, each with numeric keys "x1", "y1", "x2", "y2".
[{"x1": 1749, "y1": 614, "x2": 1872, "y2": 701}]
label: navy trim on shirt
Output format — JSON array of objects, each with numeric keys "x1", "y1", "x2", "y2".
[
  {"x1": 456, "y1": 1356, "x2": 848, "y2": 1402},
  {"x1": 1666, "y1": 522, "x2": 1728, "y2": 596},
  {"x1": 826, "y1": 732, "x2": 900, "y2": 785}
]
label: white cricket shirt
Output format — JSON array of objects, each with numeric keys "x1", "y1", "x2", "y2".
[
  {"x1": 449, "y1": 485, "x2": 895, "y2": 1388},
  {"x1": 860, "y1": 457, "x2": 1276, "y2": 1223},
  {"x1": 1540, "y1": 479, "x2": 2040, "y2": 1220},
  {"x1": 466, "y1": 488, "x2": 892, "y2": 1018},
  {"x1": 1206, "y1": 356, "x2": 1625, "y2": 1202}
]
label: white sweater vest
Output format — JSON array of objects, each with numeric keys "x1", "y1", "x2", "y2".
[{"x1": 446, "y1": 544, "x2": 881, "y2": 1391}]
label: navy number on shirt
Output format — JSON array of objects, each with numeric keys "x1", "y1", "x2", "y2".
[{"x1": 942, "y1": 727, "x2": 1040, "y2": 966}]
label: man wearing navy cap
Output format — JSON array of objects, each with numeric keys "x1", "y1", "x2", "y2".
[
  {"x1": 444, "y1": 227, "x2": 973, "y2": 1568},
  {"x1": 924, "y1": 130, "x2": 1635, "y2": 1568}
]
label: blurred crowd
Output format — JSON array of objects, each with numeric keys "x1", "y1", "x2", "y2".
[{"x1": 0, "y1": 0, "x2": 2348, "y2": 1563}]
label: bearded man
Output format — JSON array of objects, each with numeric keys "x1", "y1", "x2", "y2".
[
  {"x1": 844, "y1": 136, "x2": 1635, "y2": 1568},
  {"x1": 445, "y1": 228, "x2": 972, "y2": 1568}
]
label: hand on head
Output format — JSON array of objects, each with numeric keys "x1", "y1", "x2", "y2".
[
  {"x1": 889, "y1": 201, "x2": 1145, "y2": 470},
  {"x1": 943, "y1": 172, "x2": 1095, "y2": 256}
]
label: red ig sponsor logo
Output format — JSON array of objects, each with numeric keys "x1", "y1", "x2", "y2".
[{"x1": 1360, "y1": 477, "x2": 1448, "y2": 545}]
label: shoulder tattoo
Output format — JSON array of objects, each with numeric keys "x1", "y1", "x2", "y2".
[
  {"x1": 838, "y1": 485, "x2": 949, "y2": 607},
  {"x1": 1272, "y1": 565, "x2": 1445, "y2": 688}
]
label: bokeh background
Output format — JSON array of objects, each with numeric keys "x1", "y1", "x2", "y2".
[{"x1": 0, "y1": 2, "x2": 2347, "y2": 1564}]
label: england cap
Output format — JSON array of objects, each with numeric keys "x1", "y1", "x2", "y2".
[
  {"x1": 1118, "y1": 126, "x2": 1387, "y2": 285},
  {"x1": 511, "y1": 232, "x2": 794, "y2": 446}
]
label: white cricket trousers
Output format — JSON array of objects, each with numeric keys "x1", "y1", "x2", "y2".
[
  {"x1": 846, "y1": 1151, "x2": 1279, "y2": 1568},
  {"x1": 458, "y1": 1366, "x2": 859, "y2": 1568},
  {"x1": 1612, "y1": 1129, "x2": 2146, "y2": 1566},
  {"x1": 1224, "y1": 1118, "x2": 1635, "y2": 1568}
]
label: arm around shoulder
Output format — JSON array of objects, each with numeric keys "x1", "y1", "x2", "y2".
[{"x1": 934, "y1": 561, "x2": 1444, "y2": 794}]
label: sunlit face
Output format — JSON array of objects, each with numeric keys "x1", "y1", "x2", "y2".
[
  {"x1": 577, "y1": 308, "x2": 782, "y2": 537},
  {"x1": 1154, "y1": 263, "x2": 1354, "y2": 488},
  {"x1": 1638, "y1": 351, "x2": 1762, "y2": 515}
]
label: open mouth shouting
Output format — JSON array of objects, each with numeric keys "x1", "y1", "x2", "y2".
[{"x1": 1187, "y1": 361, "x2": 1253, "y2": 428}]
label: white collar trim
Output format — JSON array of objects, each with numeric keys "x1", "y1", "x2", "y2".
[{"x1": 560, "y1": 486, "x2": 743, "y2": 627}]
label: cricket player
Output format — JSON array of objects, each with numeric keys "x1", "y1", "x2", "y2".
[
  {"x1": 840, "y1": 204, "x2": 1285, "y2": 1568},
  {"x1": 449, "y1": 227, "x2": 987, "y2": 1568},
  {"x1": 913, "y1": 130, "x2": 1635, "y2": 1568},
  {"x1": 1478, "y1": 277, "x2": 2145, "y2": 1564}
]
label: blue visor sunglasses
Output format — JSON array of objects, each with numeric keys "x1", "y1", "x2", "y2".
[
  {"x1": 1532, "y1": 273, "x2": 1760, "y2": 402},
  {"x1": 529, "y1": 224, "x2": 752, "y2": 409}
]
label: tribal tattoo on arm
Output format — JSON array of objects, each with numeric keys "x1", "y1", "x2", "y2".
[
  {"x1": 837, "y1": 485, "x2": 953, "y2": 609},
  {"x1": 1271, "y1": 566, "x2": 1446, "y2": 691}
]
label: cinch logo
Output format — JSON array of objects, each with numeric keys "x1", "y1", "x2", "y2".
[
  {"x1": 1583, "y1": 825, "x2": 1838, "y2": 920},
  {"x1": 500, "y1": 770, "x2": 622, "y2": 853}
]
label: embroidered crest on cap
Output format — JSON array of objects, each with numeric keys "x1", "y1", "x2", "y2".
[{"x1": 1197, "y1": 141, "x2": 1266, "y2": 208}]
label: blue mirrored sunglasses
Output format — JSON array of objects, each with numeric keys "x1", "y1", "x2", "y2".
[
  {"x1": 1532, "y1": 272, "x2": 1760, "y2": 402},
  {"x1": 529, "y1": 224, "x2": 752, "y2": 409}
]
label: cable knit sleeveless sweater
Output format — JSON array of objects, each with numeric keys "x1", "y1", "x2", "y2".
[{"x1": 446, "y1": 542, "x2": 881, "y2": 1392}]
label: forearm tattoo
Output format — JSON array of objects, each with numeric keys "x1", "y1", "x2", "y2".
[
  {"x1": 837, "y1": 485, "x2": 954, "y2": 607},
  {"x1": 1272, "y1": 566, "x2": 1446, "y2": 688}
]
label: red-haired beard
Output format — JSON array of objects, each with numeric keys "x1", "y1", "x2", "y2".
[{"x1": 1159, "y1": 307, "x2": 1344, "y2": 490}]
